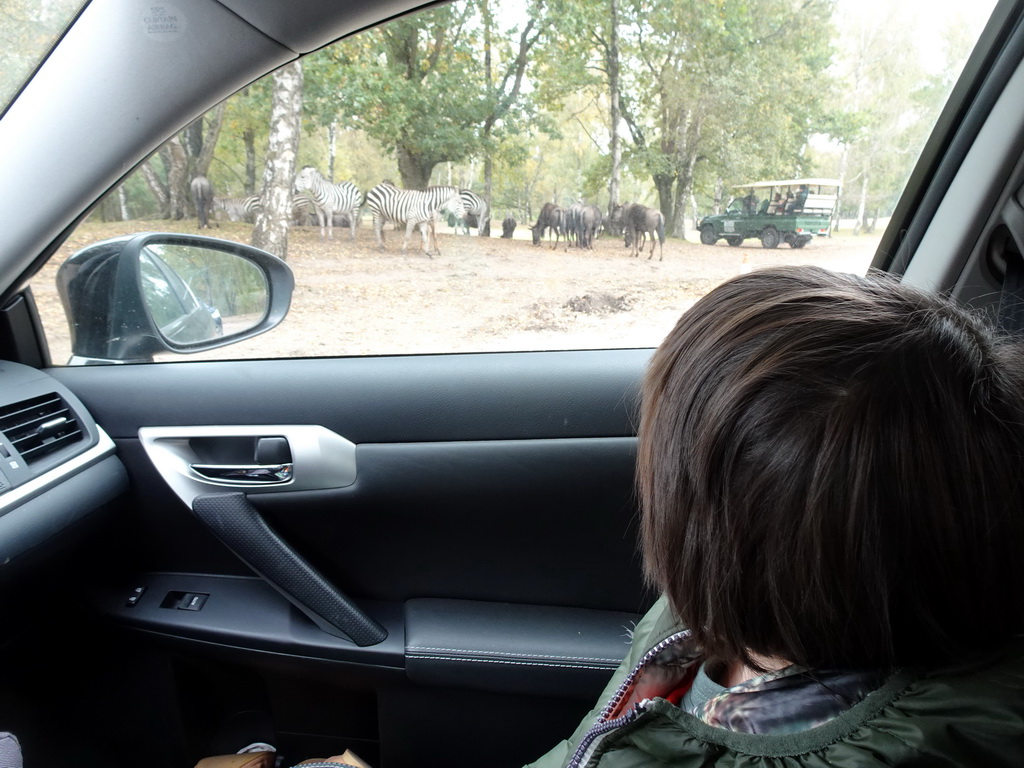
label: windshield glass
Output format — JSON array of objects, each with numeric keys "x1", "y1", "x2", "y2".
[{"x1": 0, "y1": 0, "x2": 87, "y2": 113}]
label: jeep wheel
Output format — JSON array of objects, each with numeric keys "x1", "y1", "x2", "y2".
[
  {"x1": 760, "y1": 227, "x2": 780, "y2": 249},
  {"x1": 726, "y1": 236, "x2": 743, "y2": 247},
  {"x1": 700, "y1": 225, "x2": 717, "y2": 245},
  {"x1": 791, "y1": 236, "x2": 812, "y2": 249}
]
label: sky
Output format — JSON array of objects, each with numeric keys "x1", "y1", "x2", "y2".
[{"x1": 836, "y1": 0, "x2": 1000, "y2": 69}]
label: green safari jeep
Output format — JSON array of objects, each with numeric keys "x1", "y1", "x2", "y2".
[{"x1": 698, "y1": 178, "x2": 839, "y2": 249}]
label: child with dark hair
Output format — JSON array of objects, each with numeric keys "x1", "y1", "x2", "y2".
[{"x1": 528, "y1": 265, "x2": 1024, "y2": 767}]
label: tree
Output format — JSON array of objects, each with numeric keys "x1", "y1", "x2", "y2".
[
  {"x1": 574, "y1": 0, "x2": 626, "y2": 215},
  {"x1": 605, "y1": 0, "x2": 624, "y2": 214},
  {"x1": 218, "y1": 83, "x2": 272, "y2": 196},
  {"x1": 139, "y1": 103, "x2": 228, "y2": 220},
  {"x1": 307, "y1": 1, "x2": 549, "y2": 190},
  {"x1": 478, "y1": 0, "x2": 547, "y2": 222},
  {"x1": 613, "y1": 0, "x2": 835, "y2": 236},
  {"x1": 827, "y1": 3, "x2": 980, "y2": 233},
  {"x1": 252, "y1": 61, "x2": 304, "y2": 259},
  {"x1": 0, "y1": 0, "x2": 82, "y2": 103},
  {"x1": 186, "y1": 103, "x2": 227, "y2": 180}
]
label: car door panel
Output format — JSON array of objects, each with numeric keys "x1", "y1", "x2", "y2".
[
  {"x1": 47, "y1": 349, "x2": 654, "y2": 766},
  {"x1": 47, "y1": 351, "x2": 646, "y2": 442},
  {"x1": 257, "y1": 437, "x2": 644, "y2": 609}
]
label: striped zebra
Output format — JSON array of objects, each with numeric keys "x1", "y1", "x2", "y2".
[
  {"x1": 294, "y1": 166, "x2": 362, "y2": 240},
  {"x1": 289, "y1": 193, "x2": 321, "y2": 225},
  {"x1": 365, "y1": 183, "x2": 465, "y2": 257},
  {"x1": 212, "y1": 194, "x2": 319, "y2": 225},
  {"x1": 212, "y1": 195, "x2": 259, "y2": 222},
  {"x1": 458, "y1": 189, "x2": 490, "y2": 236}
]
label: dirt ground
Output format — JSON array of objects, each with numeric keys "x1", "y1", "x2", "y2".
[{"x1": 31, "y1": 218, "x2": 882, "y2": 365}]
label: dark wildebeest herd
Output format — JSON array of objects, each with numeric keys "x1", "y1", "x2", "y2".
[{"x1": 528, "y1": 200, "x2": 665, "y2": 260}]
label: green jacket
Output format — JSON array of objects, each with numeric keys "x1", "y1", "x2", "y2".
[{"x1": 526, "y1": 596, "x2": 1024, "y2": 768}]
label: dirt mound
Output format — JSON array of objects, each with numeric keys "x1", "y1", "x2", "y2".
[{"x1": 564, "y1": 292, "x2": 633, "y2": 315}]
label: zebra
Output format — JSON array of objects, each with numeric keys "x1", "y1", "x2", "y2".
[
  {"x1": 289, "y1": 193, "x2": 320, "y2": 226},
  {"x1": 365, "y1": 183, "x2": 466, "y2": 258},
  {"x1": 212, "y1": 195, "x2": 259, "y2": 222},
  {"x1": 212, "y1": 194, "x2": 319, "y2": 225},
  {"x1": 458, "y1": 189, "x2": 490, "y2": 236},
  {"x1": 294, "y1": 166, "x2": 362, "y2": 240}
]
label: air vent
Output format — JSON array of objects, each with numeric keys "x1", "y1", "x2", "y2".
[{"x1": 0, "y1": 393, "x2": 84, "y2": 464}]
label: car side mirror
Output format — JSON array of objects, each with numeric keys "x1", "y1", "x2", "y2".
[{"x1": 56, "y1": 233, "x2": 293, "y2": 364}]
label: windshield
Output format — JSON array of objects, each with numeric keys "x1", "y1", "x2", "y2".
[{"x1": 0, "y1": 0, "x2": 88, "y2": 113}]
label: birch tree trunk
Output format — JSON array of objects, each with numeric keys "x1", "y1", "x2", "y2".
[
  {"x1": 834, "y1": 144, "x2": 849, "y2": 232},
  {"x1": 252, "y1": 61, "x2": 303, "y2": 260},
  {"x1": 118, "y1": 185, "x2": 130, "y2": 221},
  {"x1": 482, "y1": 0, "x2": 494, "y2": 220},
  {"x1": 853, "y1": 170, "x2": 869, "y2": 236},
  {"x1": 328, "y1": 122, "x2": 337, "y2": 182},
  {"x1": 607, "y1": 0, "x2": 622, "y2": 215}
]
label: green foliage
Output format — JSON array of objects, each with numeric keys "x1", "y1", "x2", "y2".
[
  {"x1": 214, "y1": 82, "x2": 272, "y2": 195},
  {"x1": 86, "y1": 0, "x2": 982, "y2": 232},
  {"x1": 299, "y1": 0, "x2": 553, "y2": 188},
  {"x1": 820, "y1": 1, "x2": 987, "y2": 225},
  {"x1": 317, "y1": 5, "x2": 486, "y2": 183},
  {"x1": 611, "y1": 0, "x2": 838, "y2": 229},
  {"x1": 0, "y1": 0, "x2": 84, "y2": 109}
]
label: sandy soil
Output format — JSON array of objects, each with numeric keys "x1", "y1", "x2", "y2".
[{"x1": 30, "y1": 219, "x2": 881, "y2": 365}]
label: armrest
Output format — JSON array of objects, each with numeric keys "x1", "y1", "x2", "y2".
[{"x1": 405, "y1": 598, "x2": 639, "y2": 700}]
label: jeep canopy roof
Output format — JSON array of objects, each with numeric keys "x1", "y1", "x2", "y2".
[{"x1": 735, "y1": 178, "x2": 841, "y2": 190}]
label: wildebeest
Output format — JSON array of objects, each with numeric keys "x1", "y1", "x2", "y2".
[
  {"x1": 531, "y1": 202, "x2": 567, "y2": 249},
  {"x1": 190, "y1": 175, "x2": 214, "y2": 229},
  {"x1": 501, "y1": 216, "x2": 516, "y2": 238},
  {"x1": 578, "y1": 204, "x2": 602, "y2": 249},
  {"x1": 564, "y1": 202, "x2": 585, "y2": 248},
  {"x1": 623, "y1": 226, "x2": 645, "y2": 251},
  {"x1": 627, "y1": 204, "x2": 665, "y2": 260},
  {"x1": 610, "y1": 203, "x2": 634, "y2": 246},
  {"x1": 602, "y1": 212, "x2": 623, "y2": 237},
  {"x1": 613, "y1": 203, "x2": 665, "y2": 260}
]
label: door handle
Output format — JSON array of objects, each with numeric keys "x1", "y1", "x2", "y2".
[
  {"x1": 139, "y1": 424, "x2": 357, "y2": 507},
  {"x1": 192, "y1": 491, "x2": 387, "y2": 646},
  {"x1": 190, "y1": 463, "x2": 293, "y2": 484}
]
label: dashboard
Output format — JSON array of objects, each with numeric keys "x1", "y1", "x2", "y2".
[{"x1": 0, "y1": 362, "x2": 126, "y2": 583}]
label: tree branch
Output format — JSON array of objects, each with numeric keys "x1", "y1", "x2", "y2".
[{"x1": 485, "y1": 13, "x2": 546, "y2": 131}]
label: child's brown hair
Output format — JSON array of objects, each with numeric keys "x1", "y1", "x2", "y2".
[{"x1": 638, "y1": 266, "x2": 1024, "y2": 671}]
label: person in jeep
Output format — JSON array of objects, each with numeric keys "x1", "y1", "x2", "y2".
[{"x1": 742, "y1": 192, "x2": 758, "y2": 215}]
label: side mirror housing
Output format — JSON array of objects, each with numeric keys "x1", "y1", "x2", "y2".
[{"x1": 56, "y1": 233, "x2": 293, "y2": 364}]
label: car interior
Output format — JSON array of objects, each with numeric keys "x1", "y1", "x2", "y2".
[{"x1": 3, "y1": 0, "x2": 1024, "y2": 766}]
